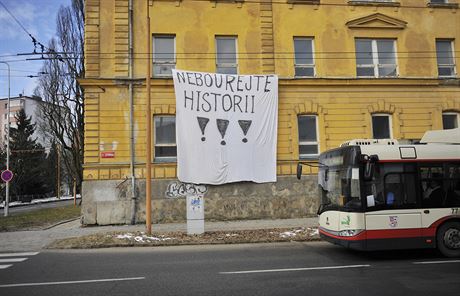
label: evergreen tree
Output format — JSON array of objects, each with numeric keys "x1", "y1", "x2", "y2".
[{"x1": 9, "y1": 109, "x2": 48, "y2": 199}]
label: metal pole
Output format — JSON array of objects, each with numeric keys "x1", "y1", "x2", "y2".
[
  {"x1": 73, "y1": 178, "x2": 77, "y2": 207},
  {"x1": 0, "y1": 61, "x2": 10, "y2": 217},
  {"x1": 128, "y1": 0, "x2": 137, "y2": 225},
  {"x1": 145, "y1": 0, "x2": 152, "y2": 234},
  {"x1": 57, "y1": 143, "x2": 61, "y2": 199}
]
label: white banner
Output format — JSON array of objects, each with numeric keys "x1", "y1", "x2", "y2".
[{"x1": 173, "y1": 69, "x2": 278, "y2": 185}]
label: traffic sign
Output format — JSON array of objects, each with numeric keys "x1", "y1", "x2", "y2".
[{"x1": 1, "y1": 170, "x2": 13, "y2": 182}]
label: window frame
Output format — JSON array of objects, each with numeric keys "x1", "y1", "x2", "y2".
[
  {"x1": 436, "y1": 39, "x2": 457, "y2": 78},
  {"x1": 442, "y1": 112, "x2": 460, "y2": 129},
  {"x1": 215, "y1": 36, "x2": 238, "y2": 75},
  {"x1": 354, "y1": 0, "x2": 394, "y2": 2},
  {"x1": 298, "y1": 114, "x2": 320, "y2": 159},
  {"x1": 154, "y1": 115, "x2": 177, "y2": 162},
  {"x1": 152, "y1": 35, "x2": 176, "y2": 78},
  {"x1": 355, "y1": 38, "x2": 398, "y2": 78},
  {"x1": 293, "y1": 37, "x2": 316, "y2": 77},
  {"x1": 371, "y1": 113, "x2": 393, "y2": 139}
]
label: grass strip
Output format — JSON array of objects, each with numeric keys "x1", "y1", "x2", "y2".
[{"x1": 0, "y1": 205, "x2": 81, "y2": 232}]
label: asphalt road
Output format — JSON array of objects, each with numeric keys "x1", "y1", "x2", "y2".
[{"x1": 0, "y1": 242, "x2": 459, "y2": 296}]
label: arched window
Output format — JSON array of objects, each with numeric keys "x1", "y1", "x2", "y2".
[
  {"x1": 372, "y1": 113, "x2": 392, "y2": 139},
  {"x1": 297, "y1": 115, "x2": 319, "y2": 158}
]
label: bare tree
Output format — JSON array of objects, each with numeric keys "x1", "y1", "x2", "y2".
[{"x1": 34, "y1": 0, "x2": 84, "y2": 192}]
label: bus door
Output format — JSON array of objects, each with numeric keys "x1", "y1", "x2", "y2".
[{"x1": 365, "y1": 168, "x2": 423, "y2": 250}]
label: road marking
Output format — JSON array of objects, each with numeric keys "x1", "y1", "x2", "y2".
[
  {"x1": 0, "y1": 258, "x2": 27, "y2": 263},
  {"x1": 0, "y1": 277, "x2": 146, "y2": 288},
  {"x1": 220, "y1": 264, "x2": 371, "y2": 275},
  {"x1": 413, "y1": 260, "x2": 460, "y2": 265},
  {"x1": 0, "y1": 252, "x2": 39, "y2": 258},
  {"x1": 0, "y1": 253, "x2": 38, "y2": 270}
]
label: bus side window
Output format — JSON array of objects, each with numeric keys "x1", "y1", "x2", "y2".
[
  {"x1": 446, "y1": 165, "x2": 460, "y2": 207},
  {"x1": 384, "y1": 174, "x2": 402, "y2": 206},
  {"x1": 384, "y1": 173, "x2": 417, "y2": 207},
  {"x1": 420, "y1": 166, "x2": 446, "y2": 208}
]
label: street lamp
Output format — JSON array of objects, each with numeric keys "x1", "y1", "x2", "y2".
[{"x1": 0, "y1": 61, "x2": 10, "y2": 217}]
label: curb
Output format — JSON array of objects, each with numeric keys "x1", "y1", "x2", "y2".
[{"x1": 42, "y1": 216, "x2": 82, "y2": 230}]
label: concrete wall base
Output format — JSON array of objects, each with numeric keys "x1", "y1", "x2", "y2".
[{"x1": 81, "y1": 175, "x2": 318, "y2": 225}]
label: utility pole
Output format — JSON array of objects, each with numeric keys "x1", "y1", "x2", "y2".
[
  {"x1": 56, "y1": 143, "x2": 61, "y2": 199},
  {"x1": 73, "y1": 177, "x2": 77, "y2": 207},
  {"x1": 0, "y1": 61, "x2": 10, "y2": 217},
  {"x1": 145, "y1": 0, "x2": 152, "y2": 234}
]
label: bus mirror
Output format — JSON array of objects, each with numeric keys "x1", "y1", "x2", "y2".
[
  {"x1": 364, "y1": 155, "x2": 379, "y2": 181},
  {"x1": 364, "y1": 162, "x2": 374, "y2": 180},
  {"x1": 297, "y1": 163, "x2": 302, "y2": 180}
]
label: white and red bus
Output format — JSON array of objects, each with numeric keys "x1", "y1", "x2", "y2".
[{"x1": 298, "y1": 128, "x2": 460, "y2": 257}]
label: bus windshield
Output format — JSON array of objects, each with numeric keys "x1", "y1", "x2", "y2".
[{"x1": 318, "y1": 146, "x2": 362, "y2": 213}]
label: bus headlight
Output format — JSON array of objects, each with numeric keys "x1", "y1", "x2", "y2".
[{"x1": 339, "y1": 229, "x2": 363, "y2": 237}]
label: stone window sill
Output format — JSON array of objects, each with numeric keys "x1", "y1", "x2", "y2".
[
  {"x1": 287, "y1": 0, "x2": 320, "y2": 4},
  {"x1": 348, "y1": 1, "x2": 401, "y2": 7},
  {"x1": 427, "y1": 3, "x2": 459, "y2": 9},
  {"x1": 211, "y1": 0, "x2": 244, "y2": 3}
]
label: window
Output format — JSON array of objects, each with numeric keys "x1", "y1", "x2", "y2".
[
  {"x1": 419, "y1": 164, "x2": 460, "y2": 208},
  {"x1": 294, "y1": 37, "x2": 315, "y2": 77},
  {"x1": 154, "y1": 116, "x2": 176, "y2": 161},
  {"x1": 372, "y1": 114, "x2": 392, "y2": 139},
  {"x1": 446, "y1": 164, "x2": 460, "y2": 207},
  {"x1": 431, "y1": 0, "x2": 448, "y2": 3},
  {"x1": 4, "y1": 103, "x2": 7, "y2": 109},
  {"x1": 383, "y1": 165, "x2": 417, "y2": 208},
  {"x1": 216, "y1": 36, "x2": 237, "y2": 74},
  {"x1": 153, "y1": 35, "x2": 175, "y2": 77},
  {"x1": 420, "y1": 165, "x2": 446, "y2": 207},
  {"x1": 436, "y1": 40, "x2": 456, "y2": 77},
  {"x1": 298, "y1": 115, "x2": 319, "y2": 158},
  {"x1": 355, "y1": 39, "x2": 397, "y2": 78},
  {"x1": 443, "y1": 112, "x2": 459, "y2": 129}
]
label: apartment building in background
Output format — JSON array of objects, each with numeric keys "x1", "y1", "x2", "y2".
[
  {"x1": 0, "y1": 95, "x2": 47, "y2": 147},
  {"x1": 80, "y1": 0, "x2": 460, "y2": 225}
]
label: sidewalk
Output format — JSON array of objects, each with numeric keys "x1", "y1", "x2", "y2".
[{"x1": 0, "y1": 217, "x2": 318, "y2": 252}]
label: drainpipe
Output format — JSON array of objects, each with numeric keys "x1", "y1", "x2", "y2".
[{"x1": 128, "y1": 0, "x2": 137, "y2": 225}]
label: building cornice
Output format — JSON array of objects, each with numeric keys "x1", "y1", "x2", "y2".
[{"x1": 79, "y1": 77, "x2": 460, "y2": 88}]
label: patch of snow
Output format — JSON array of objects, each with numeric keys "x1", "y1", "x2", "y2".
[
  {"x1": 310, "y1": 229, "x2": 319, "y2": 236},
  {"x1": 280, "y1": 231, "x2": 297, "y2": 238},
  {"x1": 0, "y1": 195, "x2": 81, "y2": 209},
  {"x1": 115, "y1": 232, "x2": 174, "y2": 243}
]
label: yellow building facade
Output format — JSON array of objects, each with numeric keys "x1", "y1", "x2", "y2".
[{"x1": 80, "y1": 0, "x2": 460, "y2": 225}]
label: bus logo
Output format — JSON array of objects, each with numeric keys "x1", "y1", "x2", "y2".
[
  {"x1": 341, "y1": 215, "x2": 351, "y2": 226},
  {"x1": 389, "y1": 216, "x2": 398, "y2": 228}
]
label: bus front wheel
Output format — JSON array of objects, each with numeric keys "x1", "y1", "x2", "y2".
[{"x1": 437, "y1": 221, "x2": 460, "y2": 258}]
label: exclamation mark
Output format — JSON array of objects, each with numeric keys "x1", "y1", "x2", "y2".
[
  {"x1": 238, "y1": 120, "x2": 252, "y2": 143},
  {"x1": 216, "y1": 119, "x2": 229, "y2": 145},
  {"x1": 197, "y1": 117, "x2": 210, "y2": 141}
]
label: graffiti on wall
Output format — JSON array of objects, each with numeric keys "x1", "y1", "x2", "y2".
[{"x1": 165, "y1": 181, "x2": 208, "y2": 198}]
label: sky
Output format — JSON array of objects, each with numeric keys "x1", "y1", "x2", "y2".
[{"x1": 0, "y1": 0, "x2": 70, "y2": 98}]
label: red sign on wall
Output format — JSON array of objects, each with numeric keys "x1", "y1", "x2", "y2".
[{"x1": 101, "y1": 151, "x2": 115, "y2": 158}]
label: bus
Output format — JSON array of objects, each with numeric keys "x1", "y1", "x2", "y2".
[{"x1": 297, "y1": 128, "x2": 460, "y2": 257}]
